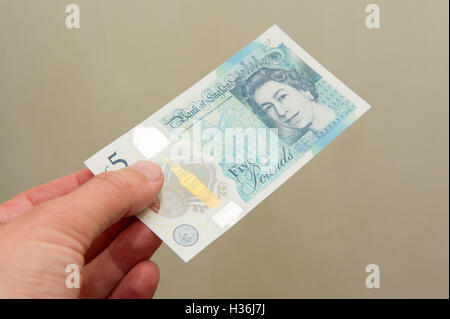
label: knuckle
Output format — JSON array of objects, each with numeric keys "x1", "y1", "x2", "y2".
[{"x1": 94, "y1": 170, "x2": 145, "y2": 197}]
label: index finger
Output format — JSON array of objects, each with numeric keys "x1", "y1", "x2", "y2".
[{"x1": 0, "y1": 168, "x2": 93, "y2": 225}]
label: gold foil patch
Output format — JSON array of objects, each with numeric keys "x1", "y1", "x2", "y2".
[{"x1": 164, "y1": 157, "x2": 220, "y2": 209}]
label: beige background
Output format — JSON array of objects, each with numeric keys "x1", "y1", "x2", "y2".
[{"x1": 0, "y1": 0, "x2": 448, "y2": 298}]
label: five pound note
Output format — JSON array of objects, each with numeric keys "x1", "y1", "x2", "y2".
[{"x1": 84, "y1": 25, "x2": 371, "y2": 262}]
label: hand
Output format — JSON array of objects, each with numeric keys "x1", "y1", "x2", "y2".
[{"x1": 0, "y1": 161, "x2": 164, "y2": 299}]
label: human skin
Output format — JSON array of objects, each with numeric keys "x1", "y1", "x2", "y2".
[{"x1": 0, "y1": 161, "x2": 163, "y2": 298}]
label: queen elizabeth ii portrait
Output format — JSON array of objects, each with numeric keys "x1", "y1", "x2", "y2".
[{"x1": 236, "y1": 67, "x2": 337, "y2": 147}]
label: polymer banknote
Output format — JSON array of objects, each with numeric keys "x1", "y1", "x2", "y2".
[{"x1": 84, "y1": 25, "x2": 371, "y2": 262}]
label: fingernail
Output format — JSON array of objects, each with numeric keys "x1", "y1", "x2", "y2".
[{"x1": 130, "y1": 161, "x2": 162, "y2": 181}]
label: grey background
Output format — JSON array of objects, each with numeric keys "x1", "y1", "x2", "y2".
[{"x1": 0, "y1": 0, "x2": 448, "y2": 298}]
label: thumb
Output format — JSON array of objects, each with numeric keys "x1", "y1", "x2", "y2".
[{"x1": 29, "y1": 161, "x2": 163, "y2": 253}]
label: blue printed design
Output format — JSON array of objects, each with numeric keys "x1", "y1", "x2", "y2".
[{"x1": 159, "y1": 41, "x2": 358, "y2": 202}]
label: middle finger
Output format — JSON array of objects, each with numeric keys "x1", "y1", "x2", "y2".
[{"x1": 79, "y1": 219, "x2": 161, "y2": 298}]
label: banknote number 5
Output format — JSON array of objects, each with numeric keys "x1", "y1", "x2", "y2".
[{"x1": 105, "y1": 152, "x2": 128, "y2": 171}]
